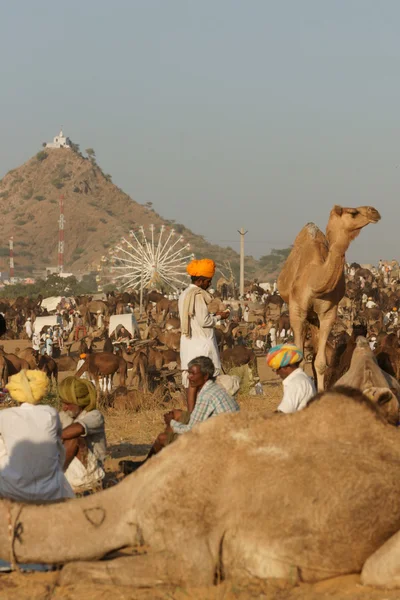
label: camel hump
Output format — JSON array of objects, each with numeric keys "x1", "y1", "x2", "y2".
[{"x1": 294, "y1": 222, "x2": 327, "y2": 246}]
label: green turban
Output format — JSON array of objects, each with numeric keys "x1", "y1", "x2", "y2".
[{"x1": 58, "y1": 377, "x2": 97, "y2": 412}]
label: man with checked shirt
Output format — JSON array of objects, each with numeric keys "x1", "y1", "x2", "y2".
[{"x1": 147, "y1": 356, "x2": 239, "y2": 456}]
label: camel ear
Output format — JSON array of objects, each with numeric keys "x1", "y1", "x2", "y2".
[{"x1": 332, "y1": 205, "x2": 343, "y2": 216}]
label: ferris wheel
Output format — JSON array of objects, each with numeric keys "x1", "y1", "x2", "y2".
[{"x1": 97, "y1": 225, "x2": 194, "y2": 292}]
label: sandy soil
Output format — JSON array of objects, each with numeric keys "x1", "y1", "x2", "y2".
[{"x1": 0, "y1": 348, "x2": 397, "y2": 599}]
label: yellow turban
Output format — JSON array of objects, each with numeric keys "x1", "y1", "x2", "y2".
[
  {"x1": 58, "y1": 376, "x2": 97, "y2": 412},
  {"x1": 8, "y1": 370, "x2": 49, "y2": 405},
  {"x1": 187, "y1": 259, "x2": 216, "y2": 279},
  {"x1": 266, "y1": 344, "x2": 303, "y2": 370}
]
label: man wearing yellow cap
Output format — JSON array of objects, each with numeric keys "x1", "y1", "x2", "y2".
[
  {"x1": 59, "y1": 377, "x2": 106, "y2": 493},
  {"x1": 180, "y1": 258, "x2": 230, "y2": 411},
  {"x1": 267, "y1": 344, "x2": 316, "y2": 413},
  {"x1": 0, "y1": 370, "x2": 74, "y2": 502}
]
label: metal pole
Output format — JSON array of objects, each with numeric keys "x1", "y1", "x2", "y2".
[
  {"x1": 9, "y1": 237, "x2": 14, "y2": 284},
  {"x1": 237, "y1": 228, "x2": 248, "y2": 298},
  {"x1": 58, "y1": 194, "x2": 65, "y2": 273}
]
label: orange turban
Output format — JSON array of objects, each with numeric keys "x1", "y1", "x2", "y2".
[{"x1": 187, "y1": 259, "x2": 216, "y2": 279}]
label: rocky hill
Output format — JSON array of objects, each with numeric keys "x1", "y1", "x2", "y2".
[{"x1": 0, "y1": 147, "x2": 288, "y2": 283}]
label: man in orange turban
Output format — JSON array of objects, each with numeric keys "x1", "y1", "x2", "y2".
[
  {"x1": 179, "y1": 258, "x2": 230, "y2": 413},
  {"x1": 186, "y1": 259, "x2": 216, "y2": 279}
]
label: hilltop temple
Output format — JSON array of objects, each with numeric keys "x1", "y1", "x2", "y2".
[{"x1": 46, "y1": 129, "x2": 71, "y2": 149}]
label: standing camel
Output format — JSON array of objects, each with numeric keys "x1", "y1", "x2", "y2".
[
  {"x1": 75, "y1": 352, "x2": 127, "y2": 389},
  {"x1": 277, "y1": 205, "x2": 381, "y2": 390}
]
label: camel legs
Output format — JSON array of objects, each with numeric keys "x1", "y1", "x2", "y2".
[
  {"x1": 314, "y1": 308, "x2": 337, "y2": 391},
  {"x1": 289, "y1": 305, "x2": 307, "y2": 355},
  {"x1": 59, "y1": 551, "x2": 215, "y2": 588}
]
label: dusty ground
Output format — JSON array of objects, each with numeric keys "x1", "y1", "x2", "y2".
[{"x1": 0, "y1": 346, "x2": 398, "y2": 599}]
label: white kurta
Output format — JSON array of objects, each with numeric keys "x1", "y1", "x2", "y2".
[
  {"x1": 179, "y1": 285, "x2": 221, "y2": 383},
  {"x1": 0, "y1": 404, "x2": 74, "y2": 502},
  {"x1": 278, "y1": 369, "x2": 316, "y2": 414}
]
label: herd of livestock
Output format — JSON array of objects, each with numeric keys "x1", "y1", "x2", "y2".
[{"x1": 0, "y1": 263, "x2": 398, "y2": 396}]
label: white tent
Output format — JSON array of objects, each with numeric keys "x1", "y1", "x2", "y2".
[
  {"x1": 109, "y1": 314, "x2": 140, "y2": 339},
  {"x1": 33, "y1": 316, "x2": 59, "y2": 334},
  {"x1": 40, "y1": 297, "x2": 62, "y2": 313}
]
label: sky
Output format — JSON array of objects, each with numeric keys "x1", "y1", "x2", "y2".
[{"x1": 1, "y1": 0, "x2": 399, "y2": 264}]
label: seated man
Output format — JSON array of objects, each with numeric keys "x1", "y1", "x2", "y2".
[
  {"x1": 267, "y1": 343, "x2": 316, "y2": 413},
  {"x1": 0, "y1": 370, "x2": 73, "y2": 503},
  {"x1": 148, "y1": 356, "x2": 240, "y2": 456},
  {"x1": 59, "y1": 377, "x2": 106, "y2": 494}
]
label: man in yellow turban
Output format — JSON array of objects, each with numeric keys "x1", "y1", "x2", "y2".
[
  {"x1": 266, "y1": 344, "x2": 316, "y2": 413},
  {"x1": 0, "y1": 370, "x2": 74, "y2": 502},
  {"x1": 59, "y1": 377, "x2": 106, "y2": 494},
  {"x1": 179, "y1": 258, "x2": 230, "y2": 412}
]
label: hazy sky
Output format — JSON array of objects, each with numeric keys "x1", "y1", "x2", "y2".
[{"x1": 1, "y1": 0, "x2": 399, "y2": 263}]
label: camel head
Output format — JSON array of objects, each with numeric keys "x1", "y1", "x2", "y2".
[
  {"x1": 326, "y1": 205, "x2": 381, "y2": 245},
  {"x1": 335, "y1": 336, "x2": 400, "y2": 424}
]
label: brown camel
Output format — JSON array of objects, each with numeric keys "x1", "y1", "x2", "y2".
[
  {"x1": 335, "y1": 336, "x2": 400, "y2": 425},
  {"x1": 38, "y1": 354, "x2": 58, "y2": 386},
  {"x1": 116, "y1": 348, "x2": 148, "y2": 391},
  {"x1": 375, "y1": 333, "x2": 400, "y2": 382},
  {"x1": 16, "y1": 347, "x2": 38, "y2": 369},
  {"x1": 221, "y1": 346, "x2": 256, "y2": 369},
  {"x1": 0, "y1": 349, "x2": 29, "y2": 378},
  {"x1": 149, "y1": 325, "x2": 180, "y2": 351},
  {"x1": 277, "y1": 205, "x2": 381, "y2": 390},
  {"x1": 3, "y1": 388, "x2": 400, "y2": 590},
  {"x1": 55, "y1": 355, "x2": 78, "y2": 372},
  {"x1": 75, "y1": 352, "x2": 127, "y2": 387}
]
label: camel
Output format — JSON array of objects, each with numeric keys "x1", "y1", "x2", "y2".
[
  {"x1": 116, "y1": 348, "x2": 148, "y2": 391},
  {"x1": 38, "y1": 354, "x2": 58, "y2": 386},
  {"x1": 375, "y1": 334, "x2": 400, "y2": 382},
  {"x1": 55, "y1": 355, "x2": 78, "y2": 372},
  {"x1": 215, "y1": 322, "x2": 238, "y2": 351},
  {"x1": 88, "y1": 300, "x2": 109, "y2": 316},
  {"x1": 16, "y1": 347, "x2": 38, "y2": 370},
  {"x1": 2, "y1": 389, "x2": 400, "y2": 590},
  {"x1": 334, "y1": 336, "x2": 400, "y2": 424},
  {"x1": 221, "y1": 346, "x2": 256, "y2": 369},
  {"x1": 155, "y1": 297, "x2": 178, "y2": 316},
  {"x1": 0, "y1": 348, "x2": 29, "y2": 378},
  {"x1": 148, "y1": 325, "x2": 180, "y2": 351},
  {"x1": 75, "y1": 352, "x2": 127, "y2": 388},
  {"x1": 277, "y1": 205, "x2": 381, "y2": 390}
]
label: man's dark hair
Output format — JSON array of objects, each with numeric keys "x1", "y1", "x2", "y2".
[{"x1": 188, "y1": 356, "x2": 216, "y2": 380}]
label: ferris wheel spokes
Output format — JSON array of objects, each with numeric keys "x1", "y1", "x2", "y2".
[{"x1": 98, "y1": 225, "x2": 194, "y2": 292}]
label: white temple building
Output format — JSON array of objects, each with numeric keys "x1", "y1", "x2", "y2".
[{"x1": 46, "y1": 129, "x2": 71, "y2": 149}]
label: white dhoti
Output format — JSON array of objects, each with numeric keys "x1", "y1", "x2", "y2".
[{"x1": 65, "y1": 452, "x2": 105, "y2": 494}]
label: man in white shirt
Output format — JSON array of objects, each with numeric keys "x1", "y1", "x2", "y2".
[
  {"x1": 0, "y1": 370, "x2": 73, "y2": 502},
  {"x1": 25, "y1": 318, "x2": 32, "y2": 339},
  {"x1": 366, "y1": 297, "x2": 377, "y2": 309},
  {"x1": 267, "y1": 343, "x2": 316, "y2": 413},
  {"x1": 180, "y1": 258, "x2": 229, "y2": 412}
]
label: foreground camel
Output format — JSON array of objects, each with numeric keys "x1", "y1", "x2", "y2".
[
  {"x1": 278, "y1": 205, "x2": 381, "y2": 390},
  {"x1": 1, "y1": 388, "x2": 400, "y2": 590}
]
